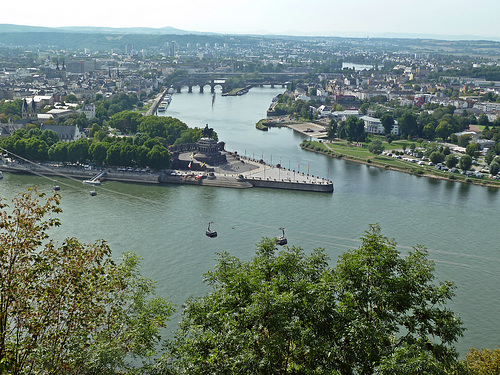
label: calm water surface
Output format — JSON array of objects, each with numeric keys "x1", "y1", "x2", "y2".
[{"x1": 0, "y1": 87, "x2": 498, "y2": 354}]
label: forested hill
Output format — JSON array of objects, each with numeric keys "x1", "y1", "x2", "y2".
[
  {"x1": 1, "y1": 24, "x2": 500, "y2": 57},
  {"x1": 0, "y1": 30, "x2": 230, "y2": 51}
]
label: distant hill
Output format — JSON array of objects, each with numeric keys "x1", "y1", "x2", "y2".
[
  {"x1": 0, "y1": 28, "x2": 235, "y2": 52},
  {"x1": 0, "y1": 24, "x2": 57, "y2": 33},
  {"x1": 0, "y1": 24, "x2": 195, "y2": 35},
  {"x1": 56, "y1": 26, "x2": 197, "y2": 35},
  {"x1": 0, "y1": 24, "x2": 499, "y2": 57}
]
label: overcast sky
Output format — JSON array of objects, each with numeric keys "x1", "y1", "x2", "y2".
[{"x1": 1, "y1": 0, "x2": 499, "y2": 40}]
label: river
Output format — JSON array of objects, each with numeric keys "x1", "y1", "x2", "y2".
[{"x1": 0, "y1": 86, "x2": 498, "y2": 354}]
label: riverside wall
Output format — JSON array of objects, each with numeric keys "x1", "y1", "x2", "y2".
[
  {"x1": 1, "y1": 163, "x2": 333, "y2": 192},
  {"x1": 246, "y1": 177, "x2": 334, "y2": 193},
  {"x1": 0, "y1": 163, "x2": 160, "y2": 184}
]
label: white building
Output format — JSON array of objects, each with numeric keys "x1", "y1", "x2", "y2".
[
  {"x1": 82, "y1": 104, "x2": 96, "y2": 119},
  {"x1": 361, "y1": 115, "x2": 399, "y2": 135},
  {"x1": 331, "y1": 110, "x2": 361, "y2": 121}
]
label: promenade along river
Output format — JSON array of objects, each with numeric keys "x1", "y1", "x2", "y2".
[{"x1": 1, "y1": 86, "x2": 499, "y2": 354}]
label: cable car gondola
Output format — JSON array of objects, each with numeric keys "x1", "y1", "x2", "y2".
[
  {"x1": 206, "y1": 221, "x2": 217, "y2": 238},
  {"x1": 276, "y1": 227, "x2": 287, "y2": 246}
]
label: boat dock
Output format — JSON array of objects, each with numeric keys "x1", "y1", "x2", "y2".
[{"x1": 146, "y1": 89, "x2": 169, "y2": 116}]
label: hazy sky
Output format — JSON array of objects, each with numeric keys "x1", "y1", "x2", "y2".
[{"x1": 2, "y1": 0, "x2": 499, "y2": 39}]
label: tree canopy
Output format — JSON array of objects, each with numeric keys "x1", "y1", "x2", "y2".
[
  {"x1": 156, "y1": 224, "x2": 464, "y2": 374},
  {"x1": 0, "y1": 188, "x2": 173, "y2": 374},
  {"x1": 338, "y1": 116, "x2": 366, "y2": 143}
]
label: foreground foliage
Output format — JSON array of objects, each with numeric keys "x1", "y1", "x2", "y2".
[
  {"x1": 0, "y1": 188, "x2": 173, "y2": 374},
  {"x1": 155, "y1": 225, "x2": 465, "y2": 374},
  {"x1": 464, "y1": 348, "x2": 500, "y2": 375}
]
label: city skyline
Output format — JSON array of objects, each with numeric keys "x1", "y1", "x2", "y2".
[{"x1": 1, "y1": 0, "x2": 499, "y2": 41}]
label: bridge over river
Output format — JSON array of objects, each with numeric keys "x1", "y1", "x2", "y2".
[{"x1": 170, "y1": 72, "x2": 306, "y2": 94}]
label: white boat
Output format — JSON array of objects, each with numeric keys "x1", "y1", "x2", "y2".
[
  {"x1": 0, "y1": 171, "x2": 3, "y2": 179},
  {"x1": 157, "y1": 102, "x2": 167, "y2": 112}
]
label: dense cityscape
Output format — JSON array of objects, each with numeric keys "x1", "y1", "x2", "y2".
[{"x1": 1, "y1": 29, "x2": 500, "y2": 180}]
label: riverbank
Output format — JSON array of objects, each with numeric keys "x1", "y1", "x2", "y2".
[
  {"x1": 0, "y1": 162, "x2": 161, "y2": 184},
  {"x1": 0, "y1": 153, "x2": 333, "y2": 193},
  {"x1": 300, "y1": 140, "x2": 500, "y2": 189}
]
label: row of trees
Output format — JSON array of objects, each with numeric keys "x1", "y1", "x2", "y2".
[
  {"x1": 0, "y1": 113, "x2": 212, "y2": 169},
  {"x1": 5, "y1": 190, "x2": 499, "y2": 374},
  {"x1": 0, "y1": 128, "x2": 172, "y2": 170}
]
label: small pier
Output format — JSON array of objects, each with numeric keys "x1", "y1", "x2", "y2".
[
  {"x1": 83, "y1": 171, "x2": 106, "y2": 185},
  {"x1": 146, "y1": 89, "x2": 169, "y2": 116}
]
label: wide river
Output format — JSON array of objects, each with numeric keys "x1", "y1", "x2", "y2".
[{"x1": 1, "y1": 87, "x2": 498, "y2": 354}]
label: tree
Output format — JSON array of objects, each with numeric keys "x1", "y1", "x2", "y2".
[
  {"x1": 67, "y1": 139, "x2": 90, "y2": 163},
  {"x1": 109, "y1": 110, "x2": 143, "y2": 134},
  {"x1": 466, "y1": 142, "x2": 480, "y2": 158},
  {"x1": 327, "y1": 118, "x2": 338, "y2": 139},
  {"x1": 89, "y1": 142, "x2": 108, "y2": 165},
  {"x1": 445, "y1": 154, "x2": 458, "y2": 169},
  {"x1": 430, "y1": 151, "x2": 445, "y2": 164},
  {"x1": 458, "y1": 135, "x2": 470, "y2": 147},
  {"x1": 147, "y1": 144, "x2": 170, "y2": 170},
  {"x1": 344, "y1": 116, "x2": 366, "y2": 142},
  {"x1": 0, "y1": 188, "x2": 173, "y2": 374},
  {"x1": 380, "y1": 113, "x2": 394, "y2": 135},
  {"x1": 369, "y1": 139, "x2": 384, "y2": 155},
  {"x1": 332, "y1": 225, "x2": 464, "y2": 375},
  {"x1": 489, "y1": 161, "x2": 500, "y2": 176},
  {"x1": 478, "y1": 113, "x2": 489, "y2": 126},
  {"x1": 89, "y1": 123, "x2": 102, "y2": 138},
  {"x1": 157, "y1": 225, "x2": 464, "y2": 375},
  {"x1": 360, "y1": 103, "x2": 370, "y2": 115},
  {"x1": 398, "y1": 111, "x2": 418, "y2": 138},
  {"x1": 65, "y1": 94, "x2": 78, "y2": 103},
  {"x1": 464, "y1": 348, "x2": 500, "y2": 374},
  {"x1": 435, "y1": 120, "x2": 453, "y2": 140},
  {"x1": 459, "y1": 154, "x2": 473, "y2": 171},
  {"x1": 40, "y1": 129, "x2": 60, "y2": 146},
  {"x1": 485, "y1": 150, "x2": 496, "y2": 165},
  {"x1": 106, "y1": 143, "x2": 122, "y2": 166},
  {"x1": 48, "y1": 142, "x2": 68, "y2": 162},
  {"x1": 160, "y1": 239, "x2": 336, "y2": 374}
]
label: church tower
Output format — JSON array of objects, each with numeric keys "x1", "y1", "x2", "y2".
[{"x1": 22, "y1": 99, "x2": 37, "y2": 121}]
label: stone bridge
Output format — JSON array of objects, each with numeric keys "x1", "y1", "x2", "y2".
[
  {"x1": 172, "y1": 78, "x2": 227, "y2": 93},
  {"x1": 170, "y1": 72, "x2": 306, "y2": 93}
]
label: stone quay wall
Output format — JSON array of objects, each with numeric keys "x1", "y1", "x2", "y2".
[{"x1": 246, "y1": 177, "x2": 334, "y2": 193}]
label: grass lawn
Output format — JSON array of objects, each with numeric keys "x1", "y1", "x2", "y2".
[{"x1": 301, "y1": 139, "x2": 500, "y2": 188}]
